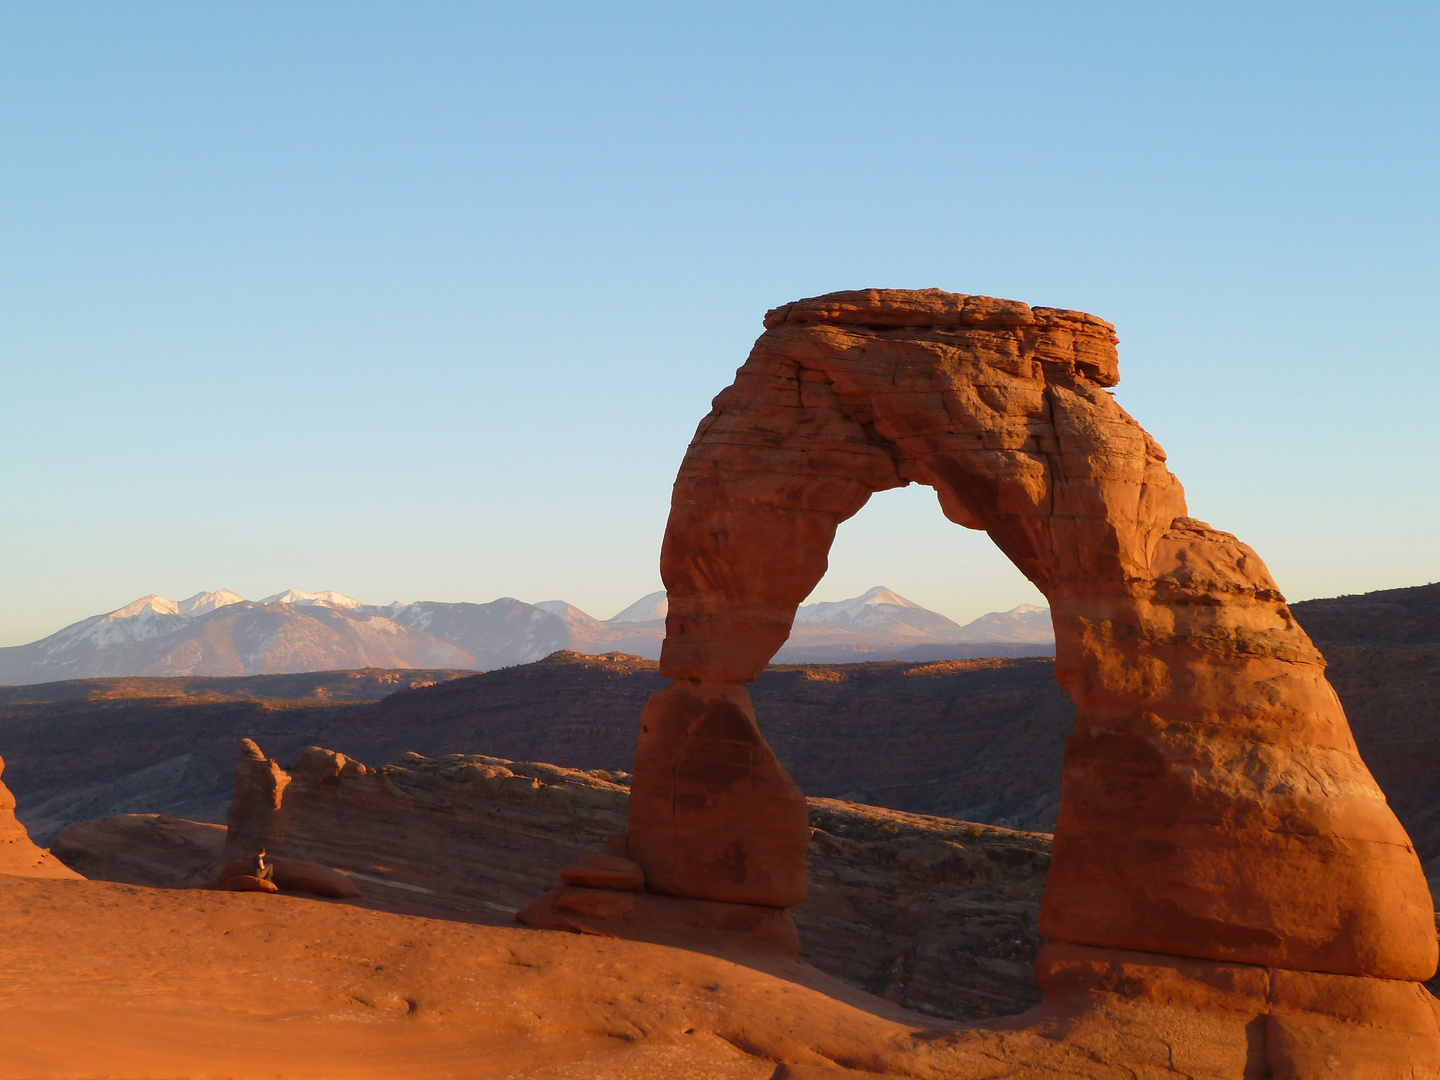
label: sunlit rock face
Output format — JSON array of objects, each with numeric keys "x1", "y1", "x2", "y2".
[
  {"x1": 632, "y1": 288, "x2": 1436, "y2": 985},
  {"x1": 0, "y1": 755, "x2": 81, "y2": 879}
]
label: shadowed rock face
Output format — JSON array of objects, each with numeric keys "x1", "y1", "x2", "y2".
[{"x1": 632, "y1": 289, "x2": 1436, "y2": 987}]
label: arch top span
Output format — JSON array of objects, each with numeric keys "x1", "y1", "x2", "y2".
[
  {"x1": 629, "y1": 288, "x2": 1437, "y2": 987},
  {"x1": 660, "y1": 287, "x2": 1174, "y2": 684},
  {"x1": 761, "y1": 287, "x2": 1119, "y2": 389}
]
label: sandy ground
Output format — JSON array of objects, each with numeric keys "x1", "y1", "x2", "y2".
[
  {"x1": 0, "y1": 874, "x2": 961, "y2": 1080},
  {"x1": 10, "y1": 874, "x2": 1346, "y2": 1079}
]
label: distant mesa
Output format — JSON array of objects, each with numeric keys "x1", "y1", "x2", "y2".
[{"x1": 0, "y1": 585, "x2": 1052, "y2": 685}]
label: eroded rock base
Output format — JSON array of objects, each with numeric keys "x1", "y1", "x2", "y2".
[
  {"x1": 1024, "y1": 943, "x2": 1440, "y2": 1077},
  {"x1": 518, "y1": 885, "x2": 802, "y2": 959}
]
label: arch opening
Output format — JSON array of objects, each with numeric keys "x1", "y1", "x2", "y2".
[{"x1": 787, "y1": 482, "x2": 1047, "y2": 636}]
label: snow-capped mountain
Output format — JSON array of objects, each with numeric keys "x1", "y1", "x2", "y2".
[
  {"x1": 608, "y1": 591, "x2": 667, "y2": 623},
  {"x1": 0, "y1": 586, "x2": 1053, "y2": 685},
  {"x1": 792, "y1": 586, "x2": 968, "y2": 639},
  {"x1": 946, "y1": 603, "x2": 1054, "y2": 644},
  {"x1": 0, "y1": 590, "x2": 470, "y2": 685},
  {"x1": 260, "y1": 589, "x2": 364, "y2": 609},
  {"x1": 177, "y1": 589, "x2": 246, "y2": 618},
  {"x1": 773, "y1": 587, "x2": 1052, "y2": 662}
]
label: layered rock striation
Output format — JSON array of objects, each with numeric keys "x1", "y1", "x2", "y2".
[
  {"x1": 83, "y1": 739, "x2": 1046, "y2": 1019},
  {"x1": 49, "y1": 813, "x2": 223, "y2": 886},
  {"x1": 224, "y1": 742, "x2": 632, "y2": 922}
]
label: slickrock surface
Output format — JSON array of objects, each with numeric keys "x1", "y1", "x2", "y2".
[
  {"x1": 3, "y1": 874, "x2": 1438, "y2": 1080},
  {"x1": 238, "y1": 744, "x2": 1057, "y2": 1020},
  {"x1": 228, "y1": 744, "x2": 635, "y2": 922},
  {"x1": 0, "y1": 754, "x2": 79, "y2": 879},
  {"x1": 58, "y1": 743, "x2": 1053, "y2": 1021},
  {"x1": 48, "y1": 813, "x2": 223, "y2": 886},
  {"x1": 801, "y1": 800, "x2": 1050, "y2": 1020}
]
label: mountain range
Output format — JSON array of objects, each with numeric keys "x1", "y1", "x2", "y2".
[{"x1": 0, "y1": 586, "x2": 1054, "y2": 685}]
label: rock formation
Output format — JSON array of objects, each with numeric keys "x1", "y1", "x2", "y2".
[
  {"x1": 49, "y1": 813, "x2": 223, "y2": 886},
  {"x1": 59, "y1": 739, "x2": 1053, "y2": 1020},
  {"x1": 0, "y1": 754, "x2": 81, "y2": 879},
  {"x1": 223, "y1": 737, "x2": 289, "y2": 857},
  {"x1": 617, "y1": 288, "x2": 1440, "y2": 1068},
  {"x1": 213, "y1": 855, "x2": 362, "y2": 898},
  {"x1": 224, "y1": 742, "x2": 640, "y2": 921}
]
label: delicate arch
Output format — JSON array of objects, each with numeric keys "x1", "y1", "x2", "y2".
[{"x1": 628, "y1": 289, "x2": 1435, "y2": 982}]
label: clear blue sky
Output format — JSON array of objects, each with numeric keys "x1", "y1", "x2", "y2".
[{"x1": 2, "y1": 2, "x2": 1436, "y2": 645}]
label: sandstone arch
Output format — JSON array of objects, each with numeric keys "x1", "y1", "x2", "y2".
[{"x1": 626, "y1": 288, "x2": 1437, "y2": 990}]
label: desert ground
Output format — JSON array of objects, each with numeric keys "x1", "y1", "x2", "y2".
[{"x1": 0, "y1": 874, "x2": 1072, "y2": 1080}]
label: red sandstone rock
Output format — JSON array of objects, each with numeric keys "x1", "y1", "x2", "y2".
[
  {"x1": 1033, "y1": 943, "x2": 1440, "y2": 1075},
  {"x1": 215, "y1": 856, "x2": 253, "y2": 882},
  {"x1": 215, "y1": 855, "x2": 360, "y2": 899},
  {"x1": 558, "y1": 853, "x2": 645, "y2": 891},
  {"x1": 222, "y1": 738, "x2": 289, "y2": 858},
  {"x1": 269, "y1": 857, "x2": 362, "y2": 899},
  {"x1": 602, "y1": 835, "x2": 630, "y2": 858},
  {"x1": 53, "y1": 773, "x2": 1059, "y2": 1022},
  {"x1": 634, "y1": 288, "x2": 1437, "y2": 991},
  {"x1": 218, "y1": 873, "x2": 278, "y2": 893},
  {"x1": 223, "y1": 742, "x2": 638, "y2": 921},
  {"x1": 0, "y1": 754, "x2": 82, "y2": 880},
  {"x1": 50, "y1": 814, "x2": 224, "y2": 887},
  {"x1": 519, "y1": 885, "x2": 802, "y2": 958},
  {"x1": 629, "y1": 681, "x2": 809, "y2": 906}
]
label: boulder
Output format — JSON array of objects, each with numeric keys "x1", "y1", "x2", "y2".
[
  {"x1": 50, "y1": 814, "x2": 224, "y2": 886},
  {"x1": 214, "y1": 855, "x2": 360, "y2": 899},
  {"x1": 218, "y1": 873, "x2": 278, "y2": 893},
  {"x1": 270, "y1": 857, "x2": 362, "y2": 899},
  {"x1": 519, "y1": 885, "x2": 802, "y2": 958},
  {"x1": 557, "y1": 853, "x2": 644, "y2": 891}
]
